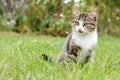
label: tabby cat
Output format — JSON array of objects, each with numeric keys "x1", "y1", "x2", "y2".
[{"x1": 42, "y1": 6, "x2": 98, "y2": 65}]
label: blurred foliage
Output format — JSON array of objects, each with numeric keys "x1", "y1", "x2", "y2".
[{"x1": 0, "y1": 0, "x2": 120, "y2": 37}]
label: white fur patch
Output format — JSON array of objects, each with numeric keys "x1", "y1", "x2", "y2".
[{"x1": 72, "y1": 30, "x2": 98, "y2": 62}]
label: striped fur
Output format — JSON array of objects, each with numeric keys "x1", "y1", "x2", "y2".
[{"x1": 42, "y1": 6, "x2": 98, "y2": 65}]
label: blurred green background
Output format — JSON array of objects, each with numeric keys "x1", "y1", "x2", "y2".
[{"x1": 0, "y1": 0, "x2": 120, "y2": 37}]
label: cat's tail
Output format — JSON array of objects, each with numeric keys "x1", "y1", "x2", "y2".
[{"x1": 41, "y1": 54, "x2": 55, "y2": 63}]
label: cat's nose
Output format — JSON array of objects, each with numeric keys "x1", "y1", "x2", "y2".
[{"x1": 78, "y1": 29, "x2": 84, "y2": 33}]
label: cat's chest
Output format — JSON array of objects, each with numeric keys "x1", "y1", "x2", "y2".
[{"x1": 71, "y1": 32, "x2": 97, "y2": 51}]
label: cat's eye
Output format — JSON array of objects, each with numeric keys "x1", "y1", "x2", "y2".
[
  {"x1": 83, "y1": 23, "x2": 90, "y2": 26},
  {"x1": 73, "y1": 21, "x2": 79, "y2": 25},
  {"x1": 83, "y1": 23, "x2": 85, "y2": 27},
  {"x1": 83, "y1": 23, "x2": 95, "y2": 27}
]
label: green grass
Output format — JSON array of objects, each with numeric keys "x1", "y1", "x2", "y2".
[{"x1": 0, "y1": 32, "x2": 120, "y2": 80}]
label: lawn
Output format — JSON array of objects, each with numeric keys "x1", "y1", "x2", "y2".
[{"x1": 0, "y1": 32, "x2": 120, "y2": 80}]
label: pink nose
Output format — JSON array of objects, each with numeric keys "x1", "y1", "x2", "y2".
[{"x1": 78, "y1": 29, "x2": 84, "y2": 33}]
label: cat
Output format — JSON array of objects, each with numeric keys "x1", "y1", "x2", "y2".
[{"x1": 42, "y1": 6, "x2": 98, "y2": 65}]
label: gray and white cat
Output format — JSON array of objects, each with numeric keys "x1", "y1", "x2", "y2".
[{"x1": 42, "y1": 6, "x2": 98, "y2": 65}]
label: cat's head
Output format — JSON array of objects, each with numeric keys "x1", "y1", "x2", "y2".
[{"x1": 70, "y1": 6, "x2": 99, "y2": 35}]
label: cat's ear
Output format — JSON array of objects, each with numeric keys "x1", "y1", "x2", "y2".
[
  {"x1": 72, "y1": 5, "x2": 80, "y2": 18},
  {"x1": 88, "y1": 7, "x2": 99, "y2": 21}
]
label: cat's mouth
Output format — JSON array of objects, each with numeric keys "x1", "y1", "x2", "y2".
[
  {"x1": 78, "y1": 29, "x2": 84, "y2": 33},
  {"x1": 73, "y1": 29, "x2": 87, "y2": 35},
  {"x1": 77, "y1": 31, "x2": 87, "y2": 35}
]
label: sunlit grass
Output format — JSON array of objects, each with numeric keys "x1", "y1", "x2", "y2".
[{"x1": 0, "y1": 32, "x2": 120, "y2": 80}]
